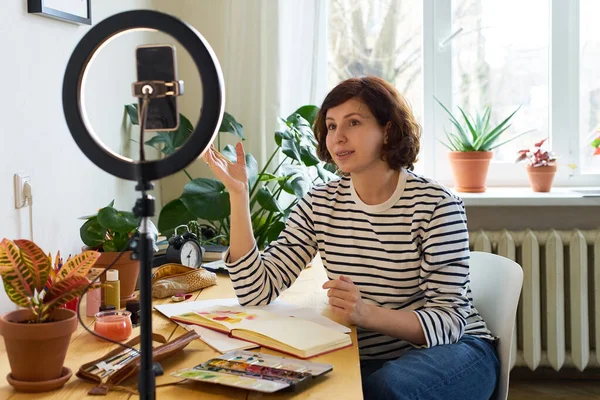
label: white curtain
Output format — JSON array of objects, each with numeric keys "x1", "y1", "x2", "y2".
[
  {"x1": 278, "y1": 0, "x2": 329, "y2": 116},
  {"x1": 221, "y1": 0, "x2": 328, "y2": 167}
]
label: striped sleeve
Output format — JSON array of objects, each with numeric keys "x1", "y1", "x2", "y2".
[
  {"x1": 412, "y1": 196, "x2": 471, "y2": 348},
  {"x1": 224, "y1": 192, "x2": 318, "y2": 306}
]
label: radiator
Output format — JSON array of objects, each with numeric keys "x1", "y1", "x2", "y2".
[{"x1": 469, "y1": 228, "x2": 600, "y2": 371}]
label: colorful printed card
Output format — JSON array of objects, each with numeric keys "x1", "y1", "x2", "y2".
[{"x1": 171, "y1": 350, "x2": 333, "y2": 393}]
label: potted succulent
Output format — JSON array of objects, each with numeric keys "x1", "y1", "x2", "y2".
[
  {"x1": 0, "y1": 239, "x2": 100, "y2": 392},
  {"x1": 436, "y1": 98, "x2": 534, "y2": 192},
  {"x1": 516, "y1": 138, "x2": 558, "y2": 192},
  {"x1": 79, "y1": 200, "x2": 140, "y2": 302}
]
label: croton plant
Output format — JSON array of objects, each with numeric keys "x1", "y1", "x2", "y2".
[{"x1": 0, "y1": 239, "x2": 100, "y2": 323}]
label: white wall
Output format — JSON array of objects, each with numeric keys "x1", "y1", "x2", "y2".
[{"x1": 0, "y1": 0, "x2": 156, "y2": 313}]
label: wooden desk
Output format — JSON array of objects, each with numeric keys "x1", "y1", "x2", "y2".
[{"x1": 0, "y1": 256, "x2": 362, "y2": 399}]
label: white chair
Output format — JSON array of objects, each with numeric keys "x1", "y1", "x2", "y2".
[{"x1": 469, "y1": 251, "x2": 523, "y2": 400}]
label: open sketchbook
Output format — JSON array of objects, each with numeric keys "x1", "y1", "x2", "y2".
[{"x1": 155, "y1": 298, "x2": 350, "y2": 357}]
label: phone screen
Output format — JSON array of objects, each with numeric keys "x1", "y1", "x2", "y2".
[{"x1": 136, "y1": 45, "x2": 179, "y2": 131}]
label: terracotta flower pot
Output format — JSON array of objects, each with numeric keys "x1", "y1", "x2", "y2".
[
  {"x1": 526, "y1": 163, "x2": 557, "y2": 192},
  {"x1": 448, "y1": 151, "x2": 493, "y2": 193},
  {"x1": 95, "y1": 250, "x2": 140, "y2": 302},
  {"x1": 0, "y1": 308, "x2": 77, "y2": 386}
]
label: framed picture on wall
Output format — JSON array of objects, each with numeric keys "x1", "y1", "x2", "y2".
[{"x1": 28, "y1": 0, "x2": 92, "y2": 25}]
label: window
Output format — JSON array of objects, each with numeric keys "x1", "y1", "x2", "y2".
[
  {"x1": 580, "y1": 0, "x2": 600, "y2": 173},
  {"x1": 451, "y1": 0, "x2": 549, "y2": 163},
  {"x1": 328, "y1": 0, "x2": 423, "y2": 119},
  {"x1": 328, "y1": 0, "x2": 425, "y2": 171},
  {"x1": 327, "y1": 0, "x2": 600, "y2": 186}
]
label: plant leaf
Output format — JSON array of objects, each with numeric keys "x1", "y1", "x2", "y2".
[
  {"x1": 80, "y1": 217, "x2": 106, "y2": 248},
  {"x1": 255, "y1": 187, "x2": 284, "y2": 213},
  {"x1": 479, "y1": 106, "x2": 521, "y2": 149},
  {"x1": 265, "y1": 221, "x2": 286, "y2": 244},
  {"x1": 274, "y1": 130, "x2": 294, "y2": 147},
  {"x1": 281, "y1": 139, "x2": 302, "y2": 162},
  {"x1": 299, "y1": 145, "x2": 320, "y2": 166},
  {"x1": 0, "y1": 239, "x2": 42, "y2": 307},
  {"x1": 437, "y1": 138, "x2": 454, "y2": 151},
  {"x1": 158, "y1": 198, "x2": 196, "y2": 237},
  {"x1": 13, "y1": 239, "x2": 51, "y2": 295},
  {"x1": 125, "y1": 103, "x2": 139, "y2": 125},
  {"x1": 97, "y1": 207, "x2": 139, "y2": 233},
  {"x1": 286, "y1": 112, "x2": 314, "y2": 140},
  {"x1": 292, "y1": 105, "x2": 319, "y2": 126},
  {"x1": 245, "y1": 153, "x2": 259, "y2": 190},
  {"x1": 42, "y1": 276, "x2": 91, "y2": 319},
  {"x1": 435, "y1": 97, "x2": 471, "y2": 149},
  {"x1": 316, "y1": 164, "x2": 338, "y2": 183},
  {"x1": 219, "y1": 112, "x2": 245, "y2": 139},
  {"x1": 259, "y1": 173, "x2": 278, "y2": 182},
  {"x1": 488, "y1": 129, "x2": 537, "y2": 151},
  {"x1": 180, "y1": 178, "x2": 230, "y2": 221},
  {"x1": 103, "y1": 240, "x2": 119, "y2": 253},
  {"x1": 221, "y1": 144, "x2": 238, "y2": 163},
  {"x1": 478, "y1": 125, "x2": 511, "y2": 150},
  {"x1": 146, "y1": 113, "x2": 194, "y2": 155},
  {"x1": 56, "y1": 251, "x2": 100, "y2": 282},
  {"x1": 290, "y1": 176, "x2": 311, "y2": 198},
  {"x1": 457, "y1": 106, "x2": 478, "y2": 143}
]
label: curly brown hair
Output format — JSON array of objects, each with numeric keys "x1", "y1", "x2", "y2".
[{"x1": 314, "y1": 76, "x2": 421, "y2": 170}]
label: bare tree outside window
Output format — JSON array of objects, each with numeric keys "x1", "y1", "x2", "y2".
[
  {"x1": 451, "y1": 0, "x2": 549, "y2": 163},
  {"x1": 328, "y1": 0, "x2": 423, "y2": 121}
]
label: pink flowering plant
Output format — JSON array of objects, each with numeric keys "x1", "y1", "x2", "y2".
[
  {"x1": 591, "y1": 133, "x2": 600, "y2": 156},
  {"x1": 515, "y1": 138, "x2": 557, "y2": 167}
]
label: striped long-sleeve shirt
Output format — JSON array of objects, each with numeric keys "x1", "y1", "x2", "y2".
[{"x1": 225, "y1": 168, "x2": 495, "y2": 359}]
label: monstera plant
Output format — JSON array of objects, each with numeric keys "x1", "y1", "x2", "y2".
[{"x1": 125, "y1": 104, "x2": 337, "y2": 250}]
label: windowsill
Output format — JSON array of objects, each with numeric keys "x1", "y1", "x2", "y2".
[{"x1": 452, "y1": 187, "x2": 600, "y2": 206}]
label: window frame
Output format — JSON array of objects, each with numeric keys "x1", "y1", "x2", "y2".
[{"x1": 422, "y1": 0, "x2": 599, "y2": 187}]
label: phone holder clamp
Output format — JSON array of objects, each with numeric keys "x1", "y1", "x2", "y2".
[{"x1": 132, "y1": 80, "x2": 184, "y2": 98}]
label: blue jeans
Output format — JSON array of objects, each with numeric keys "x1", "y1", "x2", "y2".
[{"x1": 361, "y1": 335, "x2": 499, "y2": 400}]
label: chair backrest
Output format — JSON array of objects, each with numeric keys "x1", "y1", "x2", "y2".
[{"x1": 468, "y1": 251, "x2": 523, "y2": 400}]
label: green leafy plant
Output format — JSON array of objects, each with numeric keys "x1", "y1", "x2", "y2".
[
  {"x1": 435, "y1": 97, "x2": 534, "y2": 152},
  {"x1": 124, "y1": 103, "x2": 337, "y2": 249},
  {"x1": 0, "y1": 239, "x2": 100, "y2": 322},
  {"x1": 79, "y1": 200, "x2": 140, "y2": 252}
]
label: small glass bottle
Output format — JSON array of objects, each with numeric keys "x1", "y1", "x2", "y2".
[
  {"x1": 86, "y1": 286, "x2": 101, "y2": 317},
  {"x1": 104, "y1": 269, "x2": 121, "y2": 310}
]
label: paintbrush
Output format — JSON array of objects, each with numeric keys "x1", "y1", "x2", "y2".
[
  {"x1": 210, "y1": 145, "x2": 233, "y2": 165},
  {"x1": 85, "y1": 348, "x2": 137, "y2": 373},
  {"x1": 98, "y1": 353, "x2": 139, "y2": 379}
]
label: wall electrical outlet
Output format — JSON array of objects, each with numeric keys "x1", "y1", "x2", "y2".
[{"x1": 14, "y1": 173, "x2": 31, "y2": 209}]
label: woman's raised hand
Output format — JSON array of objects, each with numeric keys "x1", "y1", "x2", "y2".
[{"x1": 202, "y1": 142, "x2": 249, "y2": 196}]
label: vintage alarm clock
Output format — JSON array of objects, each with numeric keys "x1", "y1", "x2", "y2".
[{"x1": 154, "y1": 225, "x2": 204, "y2": 268}]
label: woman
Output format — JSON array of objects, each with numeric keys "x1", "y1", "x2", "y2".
[{"x1": 203, "y1": 76, "x2": 499, "y2": 400}]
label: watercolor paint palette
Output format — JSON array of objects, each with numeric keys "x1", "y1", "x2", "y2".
[{"x1": 171, "y1": 350, "x2": 333, "y2": 393}]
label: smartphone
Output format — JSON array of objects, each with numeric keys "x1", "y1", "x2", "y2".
[{"x1": 135, "y1": 44, "x2": 179, "y2": 132}]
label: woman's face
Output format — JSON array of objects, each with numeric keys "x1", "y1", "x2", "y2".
[{"x1": 325, "y1": 98, "x2": 389, "y2": 174}]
